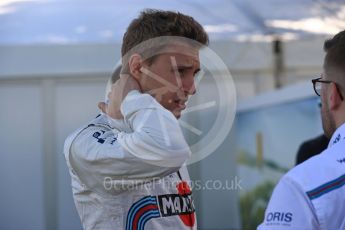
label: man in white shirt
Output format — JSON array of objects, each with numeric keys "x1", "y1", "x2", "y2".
[
  {"x1": 258, "y1": 30, "x2": 345, "y2": 229},
  {"x1": 64, "y1": 9, "x2": 208, "y2": 230}
]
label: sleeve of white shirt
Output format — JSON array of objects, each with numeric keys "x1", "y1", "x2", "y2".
[
  {"x1": 257, "y1": 175, "x2": 319, "y2": 230},
  {"x1": 118, "y1": 90, "x2": 191, "y2": 167},
  {"x1": 68, "y1": 90, "x2": 191, "y2": 196}
]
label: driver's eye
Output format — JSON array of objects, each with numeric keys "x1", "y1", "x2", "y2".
[{"x1": 172, "y1": 68, "x2": 185, "y2": 76}]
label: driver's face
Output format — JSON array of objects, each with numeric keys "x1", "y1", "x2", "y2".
[{"x1": 139, "y1": 45, "x2": 200, "y2": 118}]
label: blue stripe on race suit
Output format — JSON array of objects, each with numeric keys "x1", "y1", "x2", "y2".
[
  {"x1": 126, "y1": 197, "x2": 157, "y2": 230},
  {"x1": 138, "y1": 210, "x2": 161, "y2": 230},
  {"x1": 126, "y1": 196, "x2": 160, "y2": 230},
  {"x1": 306, "y1": 173, "x2": 345, "y2": 200}
]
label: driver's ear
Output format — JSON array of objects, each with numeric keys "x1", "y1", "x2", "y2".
[
  {"x1": 329, "y1": 82, "x2": 342, "y2": 111},
  {"x1": 128, "y1": 54, "x2": 143, "y2": 81}
]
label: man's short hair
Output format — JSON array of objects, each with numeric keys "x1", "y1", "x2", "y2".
[
  {"x1": 324, "y1": 30, "x2": 345, "y2": 75},
  {"x1": 121, "y1": 9, "x2": 209, "y2": 59}
]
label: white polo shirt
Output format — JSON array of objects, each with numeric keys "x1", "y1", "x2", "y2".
[{"x1": 258, "y1": 123, "x2": 345, "y2": 230}]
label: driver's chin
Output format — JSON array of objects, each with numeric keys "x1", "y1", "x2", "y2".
[
  {"x1": 161, "y1": 103, "x2": 182, "y2": 119},
  {"x1": 172, "y1": 110, "x2": 182, "y2": 119},
  {"x1": 170, "y1": 108, "x2": 182, "y2": 119}
]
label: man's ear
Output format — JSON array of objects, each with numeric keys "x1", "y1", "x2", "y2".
[
  {"x1": 329, "y1": 82, "x2": 342, "y2": 110},
  {"x1": 128, "y1": 54, "x2": 142, "y2": 81}
]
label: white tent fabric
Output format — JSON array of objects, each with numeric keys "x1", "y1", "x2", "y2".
[{"x1": 1, "y1": 0, "x2": 345, "y2": 45}]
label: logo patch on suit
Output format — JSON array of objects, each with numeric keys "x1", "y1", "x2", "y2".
[{"x1": 126, "y1": 182, "x2": 195, "y2": 230}]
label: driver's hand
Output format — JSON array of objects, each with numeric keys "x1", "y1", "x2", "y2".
[{"x1": 98, "y1": 74, "x2": 141, "y2": 119}]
